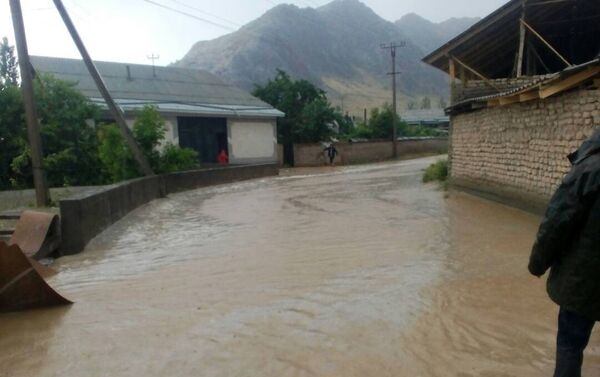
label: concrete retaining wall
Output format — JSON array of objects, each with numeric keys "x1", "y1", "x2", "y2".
[
  {"x1": 450, "y1": 88, "x2": 600, "y2": 212},
  {"x1": 292, "y1": 138, "x2": 448, "y2": 167},
  {"x1": 59, "y1": 164, "x2": 278, "y2": 255}
]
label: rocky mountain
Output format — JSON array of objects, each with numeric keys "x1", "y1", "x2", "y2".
[
  {"x1": 173, "y1": 0, "x2": 478, "y2": 115},
  {"x1": 395, "y1": 13, "x2": 479, "y2": 55}
]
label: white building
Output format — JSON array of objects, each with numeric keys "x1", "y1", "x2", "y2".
[{"x1": 31, "y1": 56, "x2": 284, "y2": 165}]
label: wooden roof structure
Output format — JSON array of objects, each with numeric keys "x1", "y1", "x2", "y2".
[
  {"x1": 446, "y1": 58, "x2": 600, "y2": 114},
  {"x1": 423, "y1": 0, "x2": 600, "y2": 80}
]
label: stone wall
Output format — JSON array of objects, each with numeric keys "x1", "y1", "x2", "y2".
[
  {"x1": 450, "y1": 88, "x2": 600, "y2": 212},
  {"x1": 293, "y1": 138, "x2": 448, "y2": 167}
]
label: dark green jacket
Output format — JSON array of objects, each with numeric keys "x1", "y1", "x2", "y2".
[{"x1": 529, "y1": 129, "x2": 600, "y2": 320}]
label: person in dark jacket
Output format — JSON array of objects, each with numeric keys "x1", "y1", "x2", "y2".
[
  {"x1": 324, "y1": 143, "x2": 338, "y2": 165},
  {"x1": 529, "y1": 128, "x2": 600, "y2": 377}
]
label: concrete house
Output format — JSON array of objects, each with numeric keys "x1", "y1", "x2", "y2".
[
  {"x1": 31, "y1": 56, "x2": 284, "y2": 165},
  {"x1": 423, "y1": 0, "x2": 600, "y2": 212}
]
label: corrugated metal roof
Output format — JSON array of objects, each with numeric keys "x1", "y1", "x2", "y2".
[
  {"x1": 30, "y1": 56, "x2": 283, "y2": 118},
  {"x1": 402, "y1": 109, "x2": 449, "y2": 123}
]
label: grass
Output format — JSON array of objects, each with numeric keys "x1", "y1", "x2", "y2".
[{"x1": 423, "y1": 159, "x2": 449, "y2": 186}]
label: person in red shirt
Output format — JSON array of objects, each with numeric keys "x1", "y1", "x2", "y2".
[{"x1": 217, "y1": 149, "x2": 229, "y2": 165}]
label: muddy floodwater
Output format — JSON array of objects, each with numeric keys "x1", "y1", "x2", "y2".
[{"x1": 1, "y1": 156, "x2": 599, "y2": 376}]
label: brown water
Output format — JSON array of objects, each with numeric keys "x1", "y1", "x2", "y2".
[{"x1": 1, "y1": 156, "x2": 599, "y2": 377}]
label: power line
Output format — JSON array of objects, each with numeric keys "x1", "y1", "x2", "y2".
[
  {"x1": 140, "y1": 0, "x2": 237, "y2": 32},
  {"x1": 165, "y1": 0, "x2": 242, "y2": 27}
]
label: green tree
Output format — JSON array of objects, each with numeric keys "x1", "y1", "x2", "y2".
[
  {"x1": 0, "y1": 84, "x2": 26, "y2": 189},
  {"x1": 98, "y1": 106, "x2": 198, "y2": 182},
  {"x1": 253, "y1": 70, "x2": 339, "y2": 163},
  {"x1": 97, "y1": 123, "x2": 139, "y2": 182},
  {"x1": 8, "y1": 74, "x2": 103, "y2": 188},
  {"x1": 0, "y1": 37, "x2": 18, "y2": 87}
]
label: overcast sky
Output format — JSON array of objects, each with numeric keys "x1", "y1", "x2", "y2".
[{"x1": 0, "y1": 0, "x2": 507, "y2": 65}]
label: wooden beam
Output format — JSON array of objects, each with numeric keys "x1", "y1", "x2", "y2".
[
  {"x1": 593, "y1": 79, "x2": 600, "y2": 89},
  {"x1": 499, "y1": 95, "x2": 521, "y2": 106},
  {"x1": 540, "y1": 67, "x2": 600, "y2": 99},
  {"x1": 527, "y1": 0, "x2": 574, "y2": 6},
  {"x1": 449, "y1": 58, "x2": 456, "y2": 105},
  {"x1": 520, "y1": 90, "x2": 540, "y2": 102},
  {"x1": 516, "y1": 0, "x2": 527, "y2": 77},
  {"x1": 451, "y1": 55, "x2": 502, "y2": 92},
  {"x1": 520, "y1": 19, "x2": 572, "y2": 67},
  {"x1": 487, "y1": 99, "x2": 501, "y2": 107}
]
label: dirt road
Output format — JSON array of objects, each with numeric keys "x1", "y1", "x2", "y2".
[{"x1": 1, "y1": 156, "x2": 598, "y2": 376}]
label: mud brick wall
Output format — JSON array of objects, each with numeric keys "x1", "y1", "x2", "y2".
[
  {"x1": 450, "y1": 88, "x2": 600, "y2": 212},
  {"x1": 292, "y1": 139, "x2": 448, "y2": 167}
]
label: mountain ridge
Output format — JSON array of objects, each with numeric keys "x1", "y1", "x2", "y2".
[{"x1": 173, "y1": 0, "x2": 479, "y2": 115}]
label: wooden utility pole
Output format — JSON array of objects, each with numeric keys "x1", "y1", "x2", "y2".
[
  {"x1": 9, "y1": 0, "x2": 51, "y2": 207},
  {"x1": 516, "y1": 0, "x2": 528, "y2": 77},
  {"x1": 381, "y1": 42, "x2": 406, "y2": 159},
  {"x1": 52, "y1": 0, "x2": 154, "y2": 176}
]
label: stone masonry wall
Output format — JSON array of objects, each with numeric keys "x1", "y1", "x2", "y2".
[{"x1": 451, "y1": 88, "x2": 600, "y2": 211}]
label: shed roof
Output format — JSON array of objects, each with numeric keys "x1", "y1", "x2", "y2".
[
  {"x1": 423, "y1": 0, "x2": 600, "y2": 79},
  {"x1": 402, "y1": 109, "x2": 449, "y2": 124},
  {"x1": 30, "y1": 56, "x2": 284, "y2": 118},
  {"x1": 446, "y1": 58, "x2": 600, "y2": 115}
]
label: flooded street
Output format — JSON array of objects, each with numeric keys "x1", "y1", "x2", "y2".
[{"x1": 1, "y1": 156, "x2": 599, "y2": 376}]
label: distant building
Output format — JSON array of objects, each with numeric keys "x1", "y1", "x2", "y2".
[
  {"x1": 31, "y1": 56, "x2": 284, "y2": 165},
  {"x1": 423, "y1": 0, "x2": 600, "y2": 212},
  {"x1": 402, "y1": 109, "x2": 449, "y2": 131}
]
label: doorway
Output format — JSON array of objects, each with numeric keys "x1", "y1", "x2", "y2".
[{"x1": 177, "y1": 117, "x2": 228, "y2": 164}]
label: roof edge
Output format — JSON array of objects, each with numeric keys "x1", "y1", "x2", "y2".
[{"x1": 422, "y1": 0, "x2": 520, "y2": 70}]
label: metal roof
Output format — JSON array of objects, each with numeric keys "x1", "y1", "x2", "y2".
[
  {"x1": 30, "y1": 56, "x2": 284, "y2": 118},
  {"x1": 402, "y1": 109, "x2": 449, "y2": 123}
]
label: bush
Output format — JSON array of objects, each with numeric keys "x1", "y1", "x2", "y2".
[
  {"x1": 158, "y1": 144, "x2": 198, "y2": 173},
  {"x1": 98, "y1": 107, "x2": 200, "y2": 182},
  {"x1": 423, "y1": 159, "x2": 448, "y2": 183},
  {"x1": 98, "y1": 123, "x2": 140, "y2": 182}
]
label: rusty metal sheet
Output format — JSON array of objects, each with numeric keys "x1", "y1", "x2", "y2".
[
  {"x1": 9, "y1": 210, "x2": 61, "y2": 260},
  {"x1": 0, "y1": 241, "x2": 72, "y2": 313}
]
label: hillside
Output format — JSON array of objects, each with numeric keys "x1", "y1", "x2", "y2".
[
  {"x1": 395, "y1": 13, "x2": 479, "y2": 55},
  {"x1": 174, "y1": 0, "x2": 477, "y2": 116}
]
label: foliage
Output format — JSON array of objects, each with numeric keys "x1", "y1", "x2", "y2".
[
  {"x1": 0, "y1": 37, "x2": 18, "y2": 87},
  {"x1": 253, "y1": 70, "x2": 339, "y2": 145},
  {"x1": 132, "y1": 105, "x2": 165, "y2": 167},
  {"x1": 347, "y1": 104, "x2": 446, "y2": 140},
  {"x1": 423, "y1": 159, "x2": 448, "y2": 183},
  {"x1": 5, "y1": 73, "x2": 103, "y2": 188},
  {"x1": 0, "y1": 84, "x2": 25, "y2": 189},
  {"x1": 98, "y1": 106, "x2": 199, "y2": 182},
  {"x1": 97, "y1": 123, "x2": 139, "y2": 182},
  {"x1": 158, "y1": 143, "x2": 198, "y2": 174}
]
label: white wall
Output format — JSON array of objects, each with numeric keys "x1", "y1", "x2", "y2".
[
  {"x1": 125, "y1": 116, "x2": 178, "y2": 151},
  {"x1": 228, "y1": 119, "x2": 277, "y2": 164}
]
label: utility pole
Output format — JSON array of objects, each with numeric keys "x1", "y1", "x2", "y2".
[
  {"x1": 147, "y1": 53, "x2": 160, "y2": 77},
  {"x1": 10, "y1": 0, "x2": 51, "y2": 207},
  {"x1": 52, "y1": 0, "x2": 154, "y2": 176},
  {"x1": 381, "y1": 42, "x2": 406, "y2": 159}
]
